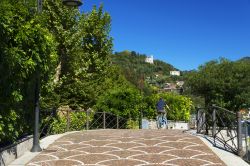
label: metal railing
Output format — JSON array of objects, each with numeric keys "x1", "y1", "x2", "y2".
[
  {"x1": 196, "y1": 105, "x2": 243, "y2": 157},
  {"x1": 86, "y1": 111, "x2": 129, "y2": 130},
  {"x1": 39, "y1": 109, "x2": 130, "y2": 138},
  {"x1": 242, "y1": 121, "x2": 250, "y2": 162}
]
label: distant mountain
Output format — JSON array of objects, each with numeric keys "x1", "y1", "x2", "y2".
[
  {"x1": 111, "y1": 50, "x2": 180, "y2": 91},
  {"x1": 238, "y1": 56, "x2": 250, "y2": 62}
]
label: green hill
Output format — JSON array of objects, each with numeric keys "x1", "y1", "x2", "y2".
[
  {"x1": 238, "y1": 56, "x2": 250, "y2": 62},
  {"x1": 111, "y1": 50, "x2": 180, "y2": 92}
]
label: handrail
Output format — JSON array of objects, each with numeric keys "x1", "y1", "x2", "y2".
[
  {"x1": 39, "y1": 109, "x2": 131, "y2": 138},
  {"x1": 196, "y1": 105, "x2": 242, "y2": 157},
  {"x1": 210, "y1": 105, "x2": 236, "y2": 115},
  {"x1": 0, "y1": 109, "x2": 132, "y2": 153}
]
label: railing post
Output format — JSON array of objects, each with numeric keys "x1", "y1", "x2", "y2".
[
  {"x1": 116, "y1": 115, "x2": 119, "y2": 129},
  {"x1": 197, "y1": 109, "x2": 206, "y2": 134},
  {"x1": 103, "y1": 111, "x2": 106, "y2": 129},
  {"x1": 86, "y1": 109, "x2": 89, "y2": 130},
  {"x1": 212, "y1": 106, "x2": 216, "y2": 137},
  {"x1": 196, "y1": 108, "x2": 200, "y2": 133},
  {"x1": 237, "y1": 111, "x2": 243, "y2": 157},
  {"x1": 139, "y1": 110, "x2": 142, "y2": 129},
  {"x1": 203, "y1": 112, "x2": 207, "y2": 134},
  {"x1": 245, "y1": 122, "x2": 248, "y2": 161},
  {"x1": 66, "y1": 109, "x2": 70, "y2": 132}
]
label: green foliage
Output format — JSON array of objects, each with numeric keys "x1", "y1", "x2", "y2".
[
  {"x1": 48, "y1": 116, "x2": 67, "y2": 134},
  {"x1": 43, "y1": 111, "x2": 87, "y2": 134},
  {"x1": 0, "y1": 110, "x2": 22, "y2": 144},
  {"x1": 142, "y1": 95, "x2": 159, "y2": 119},
  {"x1": 143, "y1": 93, "x2": 192, "y2": 121},
  {"x1": 111, "y1": 51, "x2": 177, "y2": 94},
  {"x1": 0, "y1": 0, "x2": 57, "y2": 144},
  {"x1": 69, "y1": 112, "x2": 87, "y2": 131},
  {"x1": 126, "y1": 119, "x2": 139, "y2": 129},
  {"x1": 0, "y1": 0, "x2": 113, "y2": 145},
  {"x1": 95, "y1": 87, "x2": 143, "y2": 119},
  {"x1": 41, "y1": 3, "x2": 113, "y2": 109},
  {"x1": 160, "y1": 93, "x2": 192, "y2": 121},
  {"x1": 185, "y1": 58, "x2": 250, "y2": 110},
  {"x1": 0, "y1": 0, "x2": 57, "y2": 104}
]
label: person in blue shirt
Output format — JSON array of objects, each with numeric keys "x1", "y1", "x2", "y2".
[{"x1": 156, "y1": 98, "x2": 169, "y2": 129}]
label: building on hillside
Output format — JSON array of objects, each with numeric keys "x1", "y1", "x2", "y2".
[
  {"x1": 145, "y1": 55, "x2": 154, "y2": 64},
  {"x1": 161, "y1": 82, "x2": 184, "y2": 94},
  {"x1": 176, "y1": 81, "x2": 184, "y2": 87},
  {"x1": 170, "y1": 71, "x2": 180, "y2": 76},
  {"x1": 163, "y1": 83, "x2": 177, "y2": 92}
]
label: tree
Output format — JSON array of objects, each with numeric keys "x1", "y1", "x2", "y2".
[
  {"x1": 0, "y1": 0, "x2": 57, "y2": 143},
  {"x1": 185, "y1": 58, "x2": 250, "y2": 111},
  {"x1": 0, "y1": 0, "x2": 115, "y2": 145},
  {"x1": 39, "y1": 0, "x2": 81, "y2": 108},
  {"x1": 95, "y1": 86, "x2": 143, "y2": 119},
  {"x1": 57, "y1": 5, "x2": 113, "y2": 109},
  {"x1": 40, "y1": 2, "x2": 113, "y2": 110}
]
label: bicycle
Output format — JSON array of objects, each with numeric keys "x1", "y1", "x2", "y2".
[{"x1": 157, "y1": 112, "x2": 167, "y2": 129}]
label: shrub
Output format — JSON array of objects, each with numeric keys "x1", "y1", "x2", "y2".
[
  {"x1": 126, "y1": 119, "x2": 139, "y2": 129},
  {"x1": 42, "y1": 110, "x2": 88, "y2": 135},
  {"x1": 95, "y1": 87, "x2": 143, "y2": 119},
  {"x1": 161, "y1": 93, "x2": 192, "y2": 122}
]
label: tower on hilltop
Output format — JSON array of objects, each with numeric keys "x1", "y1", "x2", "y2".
[{"x1": 145, "y1": 55, "x2": 154, "y2": 64}]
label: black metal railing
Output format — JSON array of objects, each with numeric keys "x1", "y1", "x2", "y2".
[
  {"x1": 242, "y1": 121, "x2": 250, "y2": 162},
  {"x1": 86, "y1": 111, "x2": 128, "y2": 130},
  {"x1": 196, "y1": 105, "x2": 243, "y2": 157},
  {"x1": 39, "y1": 109, "x2": 130, "y2": 138}
]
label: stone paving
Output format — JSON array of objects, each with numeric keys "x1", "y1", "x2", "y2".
[{"x1": 27, "y1": 129, "x2": 226, "y2": 166}]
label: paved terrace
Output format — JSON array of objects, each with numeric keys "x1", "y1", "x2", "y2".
[{"x1": 26, "y1": 129, "x2": 226, "y2": 166}]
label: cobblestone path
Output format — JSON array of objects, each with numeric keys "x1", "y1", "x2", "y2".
[{"x1": 27, "y1": 129, "x2": 226, "y2": 166}]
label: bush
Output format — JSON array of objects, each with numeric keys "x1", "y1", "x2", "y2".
[
  {"x1": 0, "y1": 109, "x2": 27, "y2": 147},
  {"x1": 95, "y1": 87, "x2": 143, "y2": 119},
  {"x1": 161, "y1": 93, "x2": 192, "y2": 122},
  {"x1": 69, "y1": 111, "x2": 87, "y2": 131},
  {"x1": 42, "y1": 110, "x2": 88, "y2": 135},
  {"x1": 142, "y1": 93, "x2": 192, "y2": 122},
  {"x1": 49, "y1": 116, "x2": 67, "y2": 134},
  {"x1": 126, "y1": 119, "x2": 139, "y2": 129}
]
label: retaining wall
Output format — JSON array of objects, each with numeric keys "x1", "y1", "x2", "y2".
[{"x1": 0, "y1": 136, "x2": 33, "y2": 166}]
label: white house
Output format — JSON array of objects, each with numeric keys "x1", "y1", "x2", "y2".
[
  {"x1": 170, "y1": 71, "x2": 180, "y2": 76},
  {"x1": 145, "y1": 55, "x2": 154, "y2": 64}
]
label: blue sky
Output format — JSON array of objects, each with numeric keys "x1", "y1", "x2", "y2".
[{"x1": 81, "y1": 0, "x2": 250, "y2": 70}]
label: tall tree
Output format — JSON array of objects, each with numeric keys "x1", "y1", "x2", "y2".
[
  {"x1": 40, "y1": 3, "x2": 113, "y2": 109},
  {"x1": 0, "y1": 0, "x2": 57, "y2": 143},
  {"x1": 185, "y1": 58, "x2": 250, "y2": 111}
]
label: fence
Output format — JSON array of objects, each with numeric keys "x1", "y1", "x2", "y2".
[
  {"x1": 196, "y1": 105, "x2": 244, "y2": 158},
  {"x1": 242, "y1": 121, "x2": 250, "y2": 162},
  {"x1": 39, "y1": 108, "x2": 131, "y2": 138}
]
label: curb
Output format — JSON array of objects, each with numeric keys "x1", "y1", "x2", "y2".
[
  {"x1": 187, "y1": 130, "x2": 249, "y2": 166},
  {"x1": 9, "y1": 131, "x2": 79, "y2": 166}
]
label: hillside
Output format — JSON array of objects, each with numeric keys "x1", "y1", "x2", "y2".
[
  {"x1": 238, "y1": 56, "x2": 250, "y2": 62},
  {"x1": 111, "y1": 50, "x2": 182, "y2": 92}
]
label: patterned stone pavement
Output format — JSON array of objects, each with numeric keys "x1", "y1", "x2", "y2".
[{"x1": 27, "y1": 129, "x2": 226, "y2": 166}]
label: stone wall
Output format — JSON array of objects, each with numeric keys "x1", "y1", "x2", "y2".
[{"x1": 0, "y1": 136, "x2": 33, "y2": 166}]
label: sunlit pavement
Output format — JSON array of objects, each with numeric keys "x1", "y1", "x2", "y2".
[{"x1": 27, "y1": 129, "x2": 226, "y2": 166}]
